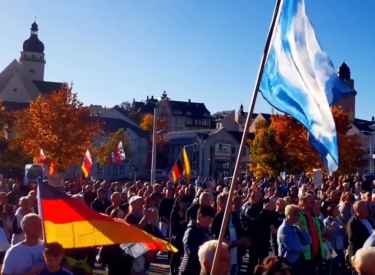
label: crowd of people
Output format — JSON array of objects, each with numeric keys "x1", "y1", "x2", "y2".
[{"x1": 0, "y1": 174, "x2": 374, "y2": 275}]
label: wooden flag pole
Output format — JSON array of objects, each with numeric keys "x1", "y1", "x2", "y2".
[{"x1": 210, "y1": 0, "x2": 284, "y2": 274}]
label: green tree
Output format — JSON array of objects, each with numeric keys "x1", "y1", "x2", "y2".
[
  {"x1": 1, "y1": 140, "x2": 30, "y2": 177},
  {"x1": 96, "y1": 128, "x2": 131, "y2": 166}
]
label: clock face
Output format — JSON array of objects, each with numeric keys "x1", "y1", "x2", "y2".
[{"x1": 133, "y1": 256, "x2": 145, "y2": 273}]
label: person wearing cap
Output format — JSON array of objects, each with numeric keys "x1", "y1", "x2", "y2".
[{"x1": 90, "y1": 188, "x2": 111, "y2": 214}]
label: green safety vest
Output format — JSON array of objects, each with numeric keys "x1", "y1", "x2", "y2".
[{"x1": 299, "y1": 212, "x2": 325, "y2": 260}]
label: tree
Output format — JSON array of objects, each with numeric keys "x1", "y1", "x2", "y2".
[
  {"x1": 1, "y1": 140, "x2": 30, "y2": 177},
  {"x1": 139, "y1": 114, "x2": 169, "y2": 169},
  {"x1": 96, "y1": 128, "x2": 131, "y2": 166},
  {"x1": 331, "y1": 106, "x2": 367, "y2": 174},
  {"x1": 249, "y1": 114, "x2": 319, "y2": 178},
  {"x1": 14, "y1": 83, "x2": 102, "y2": 172},
  {"x1": 140, "y1": 114, "x2": 166, "y2": 133}
]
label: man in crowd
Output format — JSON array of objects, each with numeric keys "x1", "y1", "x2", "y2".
[{"x1": 198, "y1": 240, "x2": 231, "y2": 275}]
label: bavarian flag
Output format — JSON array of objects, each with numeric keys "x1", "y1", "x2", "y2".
[{"x1": 38, "y1": 181, "x2": 177, "y2": 251}]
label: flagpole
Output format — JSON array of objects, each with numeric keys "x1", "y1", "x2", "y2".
[
  {"x1": 150, "y1": 108, "x2": 158, "y2": 184},
  {"x1": 210, "y1": 0, "x2": 284, "y2": 274}
]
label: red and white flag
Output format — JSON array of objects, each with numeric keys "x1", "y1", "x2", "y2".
[{"x1": 39, "y1": 149, "x2": 46, "y2": 163}]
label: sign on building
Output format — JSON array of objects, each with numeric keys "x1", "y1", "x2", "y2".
[
  {"x1": 48, "y1": 173, "x2": 65, "y2": 188},
  {"x1": 214, "y1": 143, "x2": 231, "y2": 158}
]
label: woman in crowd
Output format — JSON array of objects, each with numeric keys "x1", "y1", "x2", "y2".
[
  {"x1": 11, "y1": 196, "x2": 33, "y2": 245},
  {"x1": 253, "y1": 256, "x2": 291, "y2": 275}
]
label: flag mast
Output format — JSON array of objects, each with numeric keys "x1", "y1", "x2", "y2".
[
  {"x1": 210, "y1": 0, "x2": 284, "y2": 273},
  {"x1": 150, "y1": 108, "x2": 158, "y2": 184}
]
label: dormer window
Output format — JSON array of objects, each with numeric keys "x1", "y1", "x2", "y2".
[{"x1": 30, "y1": 69, "x2": 35, "y2": 73}]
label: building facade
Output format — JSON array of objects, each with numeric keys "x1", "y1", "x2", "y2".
[
  {"x1": 165, "y1": 129, "x2": 252, "y2": 178},
  {"x1": 132, "y1": 91, "x2": 212, "y2": 132},
  {"x1": 0, "y1": 21, "x2": 63, "y2": 111}
]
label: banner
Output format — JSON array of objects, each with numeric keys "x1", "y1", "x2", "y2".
[
  {"x1": 24, "y1": 164, "x2": 48, "y2": 185},
  {"x1": 313, "y1": 169, "x2": 323, "y2": 187},
  {"x1": 47, "y1": 173, "x2": 65, "y2": 187}
]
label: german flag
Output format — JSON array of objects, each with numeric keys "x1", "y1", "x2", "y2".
[
  {"x1": 38, "y1": 182, "x2": 178, "y2": 251},
  {"x1": 182, "y1": 148, "x2": 191, "y2": 182},
  {"x1": 171, "y1": 158, "x2": 183, "y2": 183}
]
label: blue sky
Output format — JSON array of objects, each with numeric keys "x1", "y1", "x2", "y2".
[{"x1": 0, "y1": 1, "x2": 374, "y2": 120}]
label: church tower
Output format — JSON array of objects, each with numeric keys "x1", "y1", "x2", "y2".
[
  {"x1": 334, "y1": 62, "x2": 357, "y2": 122},
  {"x1": 19, "y1": 21, "x2": 46, "y2": 81}
]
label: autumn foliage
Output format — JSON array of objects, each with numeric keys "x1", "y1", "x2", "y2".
[
  {"x1": 14, "y1": 83, "x2": 102, "y2": 172},
  {"x1": 249, "y1": 106, "x2": 366, "y2": 178},
  {"x1": 96, "y1": 128, "x2": 131, "y2": 166}
]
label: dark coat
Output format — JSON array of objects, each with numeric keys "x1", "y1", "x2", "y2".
[
  {"x1": 90, "y1": 198, "x2": 111, "y2": 214},
  {"x1": 179, "y1": 220, "x2": 211, "y2": 275},
  {"x1": 347, "y1": 214, "x2": 375, "y2": 259}
]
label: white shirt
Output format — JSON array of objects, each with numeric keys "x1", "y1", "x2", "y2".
[{"x1": 1, "y1": 241, "x2": 44, "y2": 275}]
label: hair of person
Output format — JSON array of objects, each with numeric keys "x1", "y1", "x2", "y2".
[
  {"x1": 110, "y1": 191, "x2": 120, "y2": 200},
  {"x1": 199, "y1": 192, "x2": 210, "y2": 203},
  {"x1": 216, "y1": 192, "x2": 229, "y2": 204},
  {"x1": 326, "y1": 204, "x2": 337, "y2": 216},
  {"x1": 71, "y1": 194, "x2": 84, "y2": 202},
  {"x1": 44, "y1": 242, "x2": 64, "y2": 257},
  {"x1": 253, "y1": 256, "x2": 286, "y2": 275},
  {"x1": 21, "y1": 213, "x2": 40, "y2": 228},
  {"x1": 353, "y1": 200, "x2": 362, "y2": 212},
  {"x1": 197, "y1": 205, "x2": 216, "y2": 219},
  {"x1": 172, "y1": 197, "x2": 182, "y2": 212},
  {"x1": 351, "y1": 247, "x2": 375, "y2": 274},
  {"x1": 284, "y1": 204, "x2": 299, "y2": 219},
  {"x1": 197, "y1": 240, "x2": 228, "y2": 272}
]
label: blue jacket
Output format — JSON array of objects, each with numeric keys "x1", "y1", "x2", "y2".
[{"x1": 277, "y1": 220, "x2": 312, "y2": 264}]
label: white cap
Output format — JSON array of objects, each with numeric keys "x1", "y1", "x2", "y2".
[{"x1": 129, "y1": 195, "x2": 143, "y2": 205}]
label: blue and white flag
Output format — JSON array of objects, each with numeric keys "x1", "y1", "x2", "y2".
[{"x1": 260, "y1": 0, "x2": 352, "y2": 174}]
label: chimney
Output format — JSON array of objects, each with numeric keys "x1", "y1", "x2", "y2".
[
  {"x1": 188, "y1": 99, "x2": 191, "y2": 103},
  {"x1": 146, "y1": 96, "x2": 149, "y2": 100},
  {"x1": 151, "y1": 95, "x2": 154, "y2": 99},
  {"x1": 372, "y1": 116, "x2": 374, "y2": 122}
]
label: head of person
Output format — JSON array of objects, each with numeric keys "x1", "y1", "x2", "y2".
[
  {"x1": 283, "y1": 196, "x2": 292, "y2": 205},
  {"x1": 71, "y1": 194, "x2": 85, "y2": 204},
  {"x1": 249, "y1": 190, "x2": 263, "y2": 204},
  {"x1": 197, "y1": 206, "x2": 215, "y2": 229},
  {"x1": 276, "y1": 198, "x2": 286, "y2": 212},
  {"x1": 354, "y1": 200, "x2": 369, "y2": 219},
  {"x1": 111, "y1": 192, "x2": 121, "y2": 206},
  {"x1": 97, "y1": 188, "x2": 107, "y2": 200},
  {"x1": 129, "y1": 195, "x2": 143, "y2": 214},
  {"x1": 352, "y1": 247, "x2": 375, "y2": 275},
  {"x1": 216, "y1": 192, "x2": 229, "y2": 212},
  {"x1": 254, "y1": 256, "x2": 291, "y2": 275},
  {"x1": 299, "y1": 194, "x2": 315, "y2": 212},
  {"x1": 44, "y1": 242, "x2": 64, "y2": 270},
  {"x1": 198, "y1": 240, "x2": 231, "y2": 275},
  {"x1": 284, "y1": 204, "x2": 300, "y2": 224},
  {"x1": 199, "y1": 192, "x2": 211, "y2": 206},
  {"x1": 19, "y1": 196, "x2": 31, "y2": 211},
  {"x1": 110, "y1": 208, "x2": 125, "y2": 219},
  {"x1": 327, "y1": 204, "x2": 339, "y2": 218},
  {"x1": 21, "y1": 213, "x2": 42, "y2": 240}
]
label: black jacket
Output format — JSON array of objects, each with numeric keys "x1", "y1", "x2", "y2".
[
  {"x1": 347, "y1": 214, "x2": 374, "y2": 259},
  {"x1": 179, "y1": 220, "x2": 211, "y2": 275},
  {"x1": 211, "y1": 210, "x2": 244, "y2": 241},
  {"x1": 90, "y1": 198, "x2": 111, "y2": 214}
]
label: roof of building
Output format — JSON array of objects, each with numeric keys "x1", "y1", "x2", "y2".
[
  {"x1": 227, "y1": 131, "x2": 255, "y2": 143},
  {"x1": 33, "y1": 81, "x2": 64, "y2": 94},
  {"x1": 23, "y1": 22, "x2": 44, "y2": 54},
  {"x1": 212, "y1": 110, "x2": 235, "y2": 121},
  {"x1": 352, "y1": 118, "x2": 375, "y2": 133},
  {"x1": 133, "y1": 95, "x2": 211, "y2": 117},
  {"x1": 2, "y1": 101, "x2": 30, "y2": 111},
  {"x1": 97, "y1": 117, "x2": 149, "y2": 138}
]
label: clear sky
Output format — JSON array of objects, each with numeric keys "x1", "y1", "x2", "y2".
[{"x1": 0, "y1": 1, "x2": 374, "y2": 120}]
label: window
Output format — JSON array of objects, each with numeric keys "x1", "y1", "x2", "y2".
[
  {"x1": 174, "y1": 126, "x2": 178, "y2": 131},
  {"x1": 202, "y1": 119, "x2": 208, "y2": 126},
  {"x1": 186, "y1": 111, "x2": 192, "y2": 115},
  {"x1": 97, "y1": 164, "x2": 103, "y2": 175},
  {"x1": 30, "y1": 69, "x2": 35, "y2": 73},
  {"x1": 32, "y1": 54, "x2": 35, "y2": 58},
  {"x1": 195, "y1": 120, "x2": 198, "y2": 125},
  {"x1": 117, "y1": 165, "x2": 125, "y2": 175},
  {"x1": 167, "y1": 117, "x2": 171, "y2": 123},
  {"x1": 131, "y1": 138, "x2": 138, "y2": 148},
  {"x1": 186, "y1": 118, "x2": 192, "y2": 124},
  {"x1": 13, "y1": 88, "x2": 17, "y2": 92},
  {"x1": 179, "y1": 117, "x2": 183, "y2": 124},
  {"x1": 217, "y1": 123, "x2": 222, "y2": 129},
  {"x1": 198, "y1": 120, "x2": 202, "y2": 125},
  {"x1": 174, "y1": 111, "x2": 182, "y2": 115},
  {"x1": 175, "y1": 117, "x2": 179, "y2": 123}
]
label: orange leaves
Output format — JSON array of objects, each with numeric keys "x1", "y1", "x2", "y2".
[
  {"x1": 14, "y1": 83, "x2": 102, "y2": 173},
  {"x1": 250, "y1": 107, "x2": 367, "y2": 178},
  {"x1": 140, "y1": 114, "x2": 166, "y2": 133}
]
